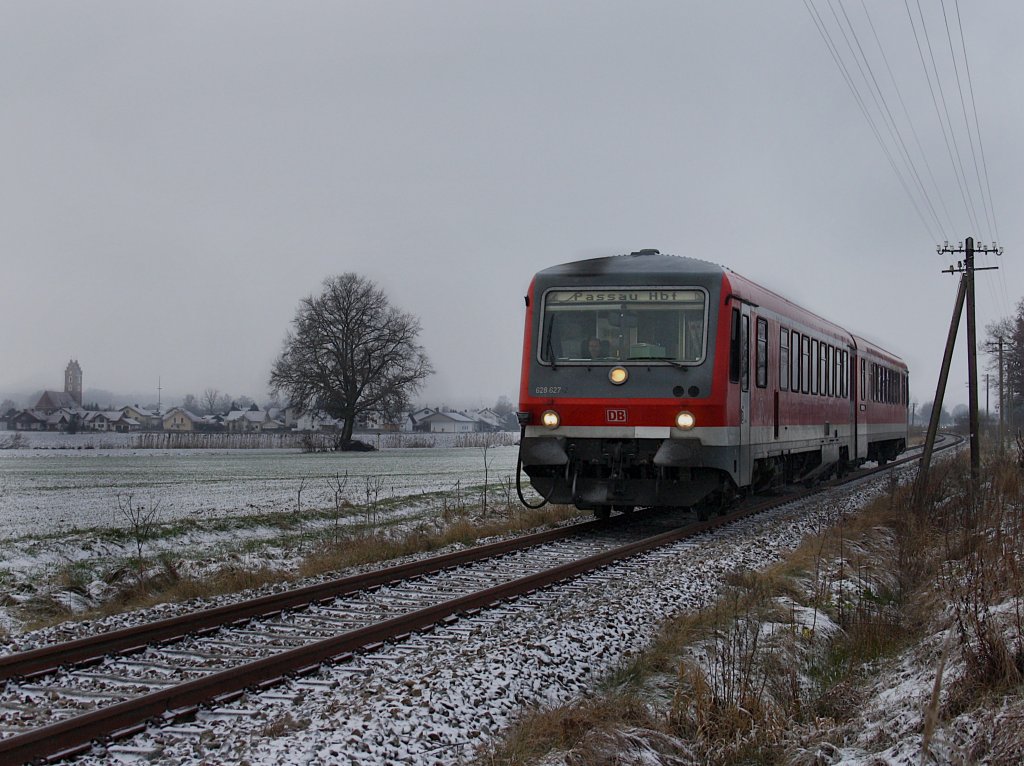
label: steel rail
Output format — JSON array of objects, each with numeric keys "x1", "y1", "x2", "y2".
[{"x1": 0, "y1": 438, "x2": 956, "y2": 764}]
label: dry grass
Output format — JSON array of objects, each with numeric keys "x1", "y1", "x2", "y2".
[
  {"x1": 299, "y1": 505, "x2": 579, "y2": 578},
  {"x1": 484, "y1": 451, "x2": 1024, "y2": 766},
  {"x1": 11, "y1": 502, "x2": 580, "y2": 632}
]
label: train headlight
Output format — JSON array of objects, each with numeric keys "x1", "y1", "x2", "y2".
[
  {"x1": 675, "y1": 411, "x2": 696, "y2": 430},
  {"x1": 608, "y1": 367, "x2": 628, "y2": 385},
  {"x1": 541, "y1": 410, "x2": 561, "y2": 429}
]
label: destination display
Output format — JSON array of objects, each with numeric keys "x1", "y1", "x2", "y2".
[{"x1": 545, "y1": 289, "x2": 703, "y2": 306}]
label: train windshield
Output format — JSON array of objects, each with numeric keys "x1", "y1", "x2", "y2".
[{"x1": 539, "y1": 287, "x2": 708, "y2": 365}]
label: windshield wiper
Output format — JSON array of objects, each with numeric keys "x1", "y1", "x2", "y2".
[
  {"x1": 633, "y1": 356, "x2": 688, "y2": 369},
  {"x1": 544, "y1": 317, "x2": 558, "y2": 370}
]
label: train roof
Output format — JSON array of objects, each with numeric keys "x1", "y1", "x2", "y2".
[
  {"x1": 532, "y1": 249, "x2": 908, "y2": 368},
  {"x1": 534, "y1": 250, "x2": 725, "y2": 280}
]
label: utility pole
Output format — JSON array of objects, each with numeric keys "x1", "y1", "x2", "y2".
[
  {"x1": 917, "y1": 277, "x2": 967, "y2": 506},
  {"x1": 937, "y1": 237, "x2": 1002, "y2": 494},
  {"x1": 999, "y1": 336, "x2": 1005, "y2": 446},
  {"x1": 985, "y1": 373, "x2": 990, "y2": 421}
]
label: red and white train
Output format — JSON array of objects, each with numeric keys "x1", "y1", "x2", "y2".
[{"x1": 516, "y1": 250, "x2": 908, "y2": 516}]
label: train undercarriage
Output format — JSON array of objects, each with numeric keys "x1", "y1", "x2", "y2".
[{"x1": 519, "y1": 434, "x2": 907, "y2": 518}]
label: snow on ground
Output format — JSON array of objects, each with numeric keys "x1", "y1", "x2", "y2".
[
  {"x1": 0, "y1": 445, "x2": 519, "y2": 538},
  {"x1": 0, "y1": 445, "x2": 522, "y2": 637},
  {"x1": 54, "y1": 470, "x2": 903, "y2": 765}
]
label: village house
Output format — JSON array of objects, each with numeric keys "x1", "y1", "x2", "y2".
[
  {"x1": 86, "y1": 411, "x2": 139, "y2": 433},
  {"x1": 11, "y1": 410, "x2": 48, "y2": 431},
  {"x1": 405, "y1": 407, "x2": 436, "y2": 432},
  {"x1": 162, "y1": 408, "x2": 204, "y2": 432},
  {"x1": 120, "y1": 405, "x2": 160, "y2": 430},
  {"x1": 419, "y1": 410, "x2": 480, "y2": 434},
  {"x1": 224, "y1": 408, "x2": 284, "y2": 433}
]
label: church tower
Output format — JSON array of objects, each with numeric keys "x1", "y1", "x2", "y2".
[{"x1": 65, "y1": 359, "x2": 83, "y2": 406}]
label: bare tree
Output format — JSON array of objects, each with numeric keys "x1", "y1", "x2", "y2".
[
  {"x1": 116, "y1": 492, "x2": 163, "y2": 570},
  {"x1": 363, "y1": 475, "x2": 386, "y2": 527},
  {"x1": 201, "y1": 388, "x2": 221, "y2": 415},
  {"x1": 327, "y1": 472, "x2": 350, "y2": 543},
  {"x1": 270, "y1": 274, "x2": 433, "y2": 445}
]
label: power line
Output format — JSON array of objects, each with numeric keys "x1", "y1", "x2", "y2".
[
  {"x1": 803, "y1": 0, "x2": 939, "y2": 241},
  {"x1": 840, "y1": 0, "x2": 948, "y2": 241},
  {"x1": 954, "y1": 0, "x2": 999, "y2": 243},
  {"x1": 940, "y1": 0, "x2": 993, "y2": 242},
  {"x1": 910, "y1": 0, "x2": 982, "y2": 235},
  {"x1": 860, "y1": 0, "x2": 957, "y2": 239}
]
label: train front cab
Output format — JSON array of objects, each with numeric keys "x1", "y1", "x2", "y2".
[{"x1": 516, "y1": 257, "x2": 739, "y2": 514}]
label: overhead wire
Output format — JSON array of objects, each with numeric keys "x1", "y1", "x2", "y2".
[
  {"x1": 859, "y1": 0, "x2": 957, "y2": 240},
  {"x1": 802, "y1": 2, "x2": 1005, "y2": 323},
  {"x1": 909, "y1": 0, "x2": 982, "y2": 236},
  {"x1": 954, "y1": 0, "x2": 999, "y2": 244},
  {"x1": 952, "y1": 0, "x2": 1010, "y2": 320},
  {"x1": 802, "y1": 0, "x2": 938, "y2": 242},
  {"x1": 832, "y1": 0, "x2": 948, "y2": 242},
  {"x1": 940, "y1": 0, "x2": 993, "y2": 243}
]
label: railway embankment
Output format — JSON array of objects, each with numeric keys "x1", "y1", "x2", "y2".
[{"x1": 486, "y1": 450, "x2": 1024, "y2": 765}]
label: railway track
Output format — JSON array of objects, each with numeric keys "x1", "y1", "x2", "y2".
[{"x1": 0, "y1": 438, "x2": 956, "y2": 764}]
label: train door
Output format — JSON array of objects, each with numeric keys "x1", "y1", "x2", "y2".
[
  {"x1": 854, "y1": 353, "x2": 868, "y2": 459},
  {"x1": 739, "y1": 305, "x2": 752, "y2": 485}
]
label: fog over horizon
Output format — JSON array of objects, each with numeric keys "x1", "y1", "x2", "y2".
[{"x1": 3, "y1": 2, "x2": 1022, "y2": 415}]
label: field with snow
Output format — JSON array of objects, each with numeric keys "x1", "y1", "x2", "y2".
[{"x1": 0, "y1": 444, "x2": 519, "y2": 540}]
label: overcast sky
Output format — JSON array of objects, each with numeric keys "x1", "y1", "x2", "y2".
[{"x1": 1, "y1": 2, "x2": 1020, "y2": 413}]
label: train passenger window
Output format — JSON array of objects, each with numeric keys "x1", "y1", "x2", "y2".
[
  {"x1": 792, "y1": 331, "x2": 800, "y2": 393},
  {"x1": 818, "y1": 342, "x2": 827, "y2": 396},
  {"x1": 811, "y1": 339, "x2": 818, "y2": 395},
  {"x1": 756, "y1": 318, "x2": 767, "y2": 388},
  {"x1": 740, "y1": 314, "x2": 750, "y2": 392},
  {"x1": 780, "y1": 327, "x2": 790, "y2": 391},
  {"x1": 826, "y1": 345, "x2": 834, "y2": 397},
  {"x1": 829, "y1": 346, "x2": 837, "y2": 397},
  {"x1": 729, "y1": 309, "x2": 740, "y2": 383},
  {"x1": 801, "y1": 336, "x2": 810, "y2": 394}
]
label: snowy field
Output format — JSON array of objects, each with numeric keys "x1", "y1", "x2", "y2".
[{"x1": 0, "y1": 444, "x2": 519, "y2": 540}]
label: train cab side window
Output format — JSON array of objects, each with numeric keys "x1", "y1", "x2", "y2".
[
  {"x1": 861, "y1": 359, "x2": 866, "y2": 401},
  {"x1": 780, "y1": 327, "x2": 790, "y2": 391},
  {"x1": 740, "y1": 314, "x2": 750, "y2": 392},
  {"x1": 755, "y1": 318, "x2": 767, "y2": 388},
  {"x1": 729, "y1": 309, "x2": 740, "y2": 383},
  {"x1": 841, "y1": 351, "x2": 848, "y2": 398}
]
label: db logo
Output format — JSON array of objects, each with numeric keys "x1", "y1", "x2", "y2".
[{"x1": 606, "y1": 409, "x2": 628, "y2": 423}]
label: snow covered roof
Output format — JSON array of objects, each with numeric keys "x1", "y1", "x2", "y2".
[{"x1": 422, "y1": 411, "x2": 477, "y2": 424}]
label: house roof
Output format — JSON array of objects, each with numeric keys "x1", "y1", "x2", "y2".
[
  {"x1": 226, "y1": 410, "x2": 268, "y2": 423},
  {"x1": 121, "y1": 404, "x2": 156, "y2": 417},
  {"x1": 35, "y1": 391, "x2": 79, "y2": 411},
  {"x1": 422, "y1": 411, "x2": 477, "y2": 424}
]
